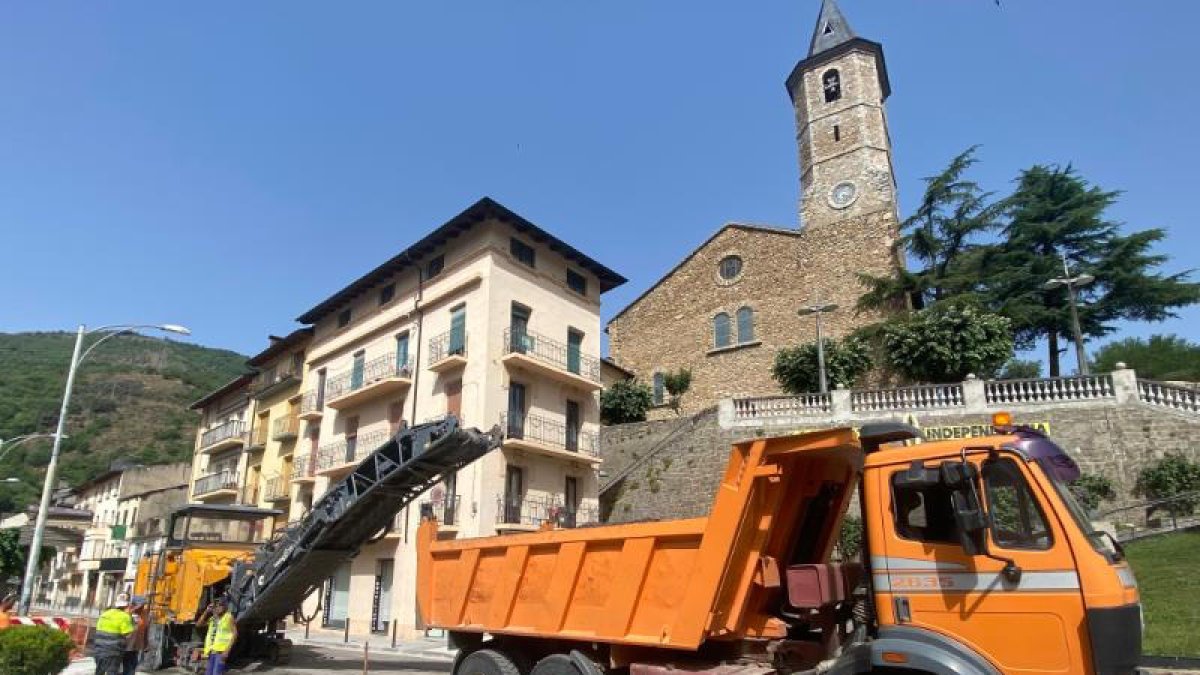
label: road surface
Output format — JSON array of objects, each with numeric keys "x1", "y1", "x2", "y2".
[{"x1": 64, "y1": 643, "x2": 453, "y2": 674}]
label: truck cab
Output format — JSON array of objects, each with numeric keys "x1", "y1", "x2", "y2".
[{"x1": 863, "y1": 422, "x2": 1140, "y2": 675}]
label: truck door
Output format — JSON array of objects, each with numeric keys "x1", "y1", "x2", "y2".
[{"x1": 874, "y1": 456, "x2": 1088, "y2": 675}]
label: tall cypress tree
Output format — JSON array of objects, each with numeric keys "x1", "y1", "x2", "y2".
[{"x1": 986, "y1": 165, "x2": 1200, "y2": 375}]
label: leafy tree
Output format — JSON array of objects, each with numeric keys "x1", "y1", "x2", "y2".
[
  {"x1": 1135, "y1": 454, "x2": 1200, "y2": 517},
  {"x1": 0, "y1": 530, "x2": 52, "y2": 594},
  {"x1": 986, "y1": 165, "x2": 1200, "y2": 375},
  {"x1": 662, "y1": 369, "x2": 692, "y2": 415},
  {"x1": 773, "y1": 336, "x2": 873, "y2": 394},
  {"x1": 600, "y1": 380, "x2": 654, "y2": 425},
  {"x1": 859, "y1": 147, "x2": 1005, "y2": 311},
  {"x1": 881, "y1": 304, "x2": 1013, "y2": 383},
  {"x1": 996, "y1": 358, "x2": 1042, "y2": 380},
  {"x1": 1070, "y1": 474, "x2": 1116, "y2": 514},
  {"x1": 1092, "y1": 335, "x2": 1200, "y2": 381},
  {"x1": 0, "y1": 625, "x2": 75, "y2": 675}
]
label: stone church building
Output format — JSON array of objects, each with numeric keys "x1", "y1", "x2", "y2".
[{"x1": 606, "y1": 0, "x2": 902, "y2": 415}]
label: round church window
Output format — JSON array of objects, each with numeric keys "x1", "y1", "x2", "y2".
[{"x1": 719, "y1": 255, "x2": 743, "y2": 280}]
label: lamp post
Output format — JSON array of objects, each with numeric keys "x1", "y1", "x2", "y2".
[
  {"x1": 797, "y1": 302, "x2": 839, "y2": 393},
  {"x1": 1043, "y1": 255, "x2": 1095, "y2": 376},
  {"x1": 0, "y1": 434, "x2": 58, "y2": 465},
  {"x1": 19, "y1": 323, "x2": 190, "y2": 614}
]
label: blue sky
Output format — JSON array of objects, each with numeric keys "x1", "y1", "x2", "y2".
[{"x1": 1, "y1": 1, "x2": 1196, "y2": 372}]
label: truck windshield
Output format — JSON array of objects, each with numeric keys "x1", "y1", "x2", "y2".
[{"x1": 1008, "y1": 434, "x2": 1121, "y2": 561}]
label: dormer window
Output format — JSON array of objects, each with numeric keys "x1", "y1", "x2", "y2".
[{"x1": 823, "y1": 69, "x2": 841, "y2": 103}]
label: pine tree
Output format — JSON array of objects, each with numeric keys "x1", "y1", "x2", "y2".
[
  {"x1": 986, "y1": 165, "x2": 1200, "y2": 375},
  {"x1": 858, "y1": 146, "x2": 1005, "y2": 311}
]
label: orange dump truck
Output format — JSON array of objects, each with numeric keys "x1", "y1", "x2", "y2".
[{"x1": 417, "y1": 422, "x2": 1142, "y2": 675}]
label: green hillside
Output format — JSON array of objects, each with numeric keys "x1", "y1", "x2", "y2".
[{"x1": 0, "y1": 332, "x2": 248, "y2": 511}]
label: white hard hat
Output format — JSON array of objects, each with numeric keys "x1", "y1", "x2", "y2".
[{"x1": 114, "y1": 593, "x2": 130, "y2": 608}]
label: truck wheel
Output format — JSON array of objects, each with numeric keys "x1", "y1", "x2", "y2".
[
  {"x1": 531, "y1": 654, "x2": 581, "y2": 675},
  {"x1": 457, "y1": 648, "x2": 523, "y2": 675}
]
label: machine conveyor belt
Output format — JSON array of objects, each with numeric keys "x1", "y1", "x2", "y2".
[{"x1": 227, "y1": 415, "x2": 502, "y2": 624}]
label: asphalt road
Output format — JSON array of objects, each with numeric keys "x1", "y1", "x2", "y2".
[{"x1": 64, "y1": 644, "x2": 454, "y2": 675}]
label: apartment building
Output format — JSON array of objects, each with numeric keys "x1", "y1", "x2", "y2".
[
  {"x1": 243, "y1": 329, "x2": 311, "y2": 527},
  {"x1": 189, "y1": 374, "x2": 254, "y2": 506},
  {"x1": 290, "y1": 197, "x2": 625, "y2": 638}
]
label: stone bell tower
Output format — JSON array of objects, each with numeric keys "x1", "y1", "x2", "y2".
[{"x1": 786, "y1": 0, "x2": 898, "y2": 231}]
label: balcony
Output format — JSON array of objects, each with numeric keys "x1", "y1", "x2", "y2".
[
  {"x1": 418, "y1": 494, "x2": 461, "y2": 533},
  {"x1": 325, "y1": 353, "x2": 414, "y2": 411},
  {"x1": 193, "y1": 470, "x2": 239, "y2": 500},
  {"x1": 247, "y1": 424, "x2": 270, "y2": 452},
  {"x1": 272, "y1": 414, "x2": 300, "y2": 442},
  {"x1": 263, "y1": 474, "x2": 290, "y2": 502},
  {"x1": 500, "y1": 411, "x2": 600, "y2": 466},
  {"x1": 314, "y1": 429, "x2": 390, "y2": 478},
  {"x1": 198, "y1": 420, "x2": 246, "y2": 454},
  {"x1": 240, "y1": 482, "x2": 260, "y2": 506},
  {"x1": 500, "y1": 328, "x2": 601, "y2": 392},
  {"x1": 252, "y1": 364, "x2": 300, "y2": 400},
  {"x1": 495, "y1": 495, "x2": 598, "y2": 533},
  {"x1": 291, "y1": 453, "x2": 317, "y2": 484},
  {"x1": 427, "y1": 330, "x2": 468, "y2": 372},
  {"x1": 298, "y1": 390, "x2": 323, "y2": 421}
]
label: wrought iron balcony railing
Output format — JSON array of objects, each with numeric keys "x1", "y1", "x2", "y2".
[
  {"x1": 299, "y1": 389, "x2": 323, "y2": 416},
  {"x1": 495, "y1": 494, "x2": 596, "y2": 528},
  {"x1": 262, "y1": 474, "x2": 289, "y2": 501},
  {"x1": 502, "y1": 328, "x2": 600, "y2": 382},
  {"x1": 314, "y1": 429, "x2": 390, "y2": 472},
  {"x1": 249, "y1": 424, "x2": 270, "y2": 448},
  {"x1": 501, "y1": 410, "x2": 599, "y2": 457},
  {"x1": 293, "y1": 452, "x2": 316, "y2": 480},
  {"x1": 200, "y1": 419, "x2": 245, "y2": 449},
  {"x1": 420, "y1": 494, "x2": 461, "y2": 527},
  {"x1": 428, "y1": 329, "x2": 468, "y2": 364},
  {"x1": 252, "y1": 363, "x2": 300, "y2": 398},
  {"x1": 194, "y1": 469, "x2": 239, "y2": 496},
  {"x1": 325, "y1": 353, "x2": 414, "y2": 401},
  {"x1": 271, "y1": 414, "x2": 300, "y2": 440}
]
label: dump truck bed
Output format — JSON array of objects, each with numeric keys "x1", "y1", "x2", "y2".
[{"x1": 417, "y1": 427, "x2": 863, "y2": 650}]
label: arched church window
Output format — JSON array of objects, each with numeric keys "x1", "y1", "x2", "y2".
[
  {"x1": 736, "y1": 306, "x2": 754, "y2": 343},
  {"x1": 714, "y1": 313, "x2": 732, "y2": 348},
  {"x1": 823, "y1": 69, "x2": 841, "y2": 103}
]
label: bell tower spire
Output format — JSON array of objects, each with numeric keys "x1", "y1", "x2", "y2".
[
  {"x1": 785, "y1": 0, "x2": 895, "y2": 230},
  {"x1": 809, "y1": 0, "x2": 856, "y2": 56}
]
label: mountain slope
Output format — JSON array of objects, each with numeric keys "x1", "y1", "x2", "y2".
[{"x1": 0, "y1": 332, "x2": 248, "y2": 511}]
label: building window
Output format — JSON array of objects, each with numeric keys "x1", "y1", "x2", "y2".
[
  {"x1": 396, "y1": 332, "x2": 410, "y2": 369},
  {"x1": 652, "y1": 372, "x2": 665, "y2": 405},
  {"x1": 713, "y1": 312, "x2": 732, "y2": 348},
  {"x1": 379, "y1": 283, "x2": 395, "y2": 306},
  {"x1": 736, "y1": 307, "x2": 754, "y2": 343},
  {"x1": 425, "y1": 255, "x2": 444, "y2": 280},
  {"x1": 718, "y1": 256, "x2": 742, "y2": 280},
  {"x1": 566, "y1": 269, "x2": 587, "y2": 295},
  {"x1": 510, "y1": 238, "x2": 536, "y2": 268},
  {"x1": 823, "y1": 69, "x2": 841, "y2": 103},
  {"x1": 337, "y1": 308, "x2": 351, "y2": 329}
]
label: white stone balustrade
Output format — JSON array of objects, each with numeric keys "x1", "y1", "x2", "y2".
[{"x1": 718, "y1": 366, "x2": 1192, "y2": 429}]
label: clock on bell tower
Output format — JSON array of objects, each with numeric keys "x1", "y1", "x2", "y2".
[{"x1": 786, "y1": 0, "x2": 897, "y2": 231}]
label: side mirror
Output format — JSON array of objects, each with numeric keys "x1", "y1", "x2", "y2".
[{"x1": 941, "y1": 461, "x2": 987, "y2": 556}]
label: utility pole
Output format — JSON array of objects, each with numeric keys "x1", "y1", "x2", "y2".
[
  {"x1": 1044, "y1": 254, "x2": 1095, "y2": 376},
  {"x1": 798, "y1": 301, "x2": 840, "y2": 393}
]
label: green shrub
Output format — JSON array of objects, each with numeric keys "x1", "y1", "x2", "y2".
[
  {"x1": 1070, "y1": 474, "x2": 1117, "y2": 513},
  {"x1": 0, "y1": 625, "x2": 75, "y2": 675},
  {"x1": 773, "y1": 336, "x2": 873, "y2": 393},
  {"x1": 601, "y1": 380, "x2": 653, "y2": 425},
  {"x1": 1136, "y1": 454, "x2": 1200, "y2": 517},
  {"x1": 836, "y1": 515, "x2": 863, "y2": 560}
]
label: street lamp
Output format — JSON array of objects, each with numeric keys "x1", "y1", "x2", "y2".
[
  {"x1": 0, "y1": 434, "x2": 58, "y2": 465},
  {"x1": 19, "y1": 323, "x2": 190, "y2": 614},
  {"x1": 797, "y1": 301, "x2": 840, "y2": 394},
  {"x1": 1043, "y1": 255, "x2": 1095, "y2": 376}
]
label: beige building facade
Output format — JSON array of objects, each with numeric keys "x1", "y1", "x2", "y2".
[
  {"x1": 606, "y1": 0, "x2": 901, "y2": 416},
  {"x1": 289, "y1": 197, "x2": 624, "y2": 638}
]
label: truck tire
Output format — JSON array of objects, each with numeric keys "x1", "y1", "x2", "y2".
[
  {"x1": 531, "y1": 653, "x2": 581, "y2": 675},
  {"x1": 457, "y1": 648, "x2": 523, "y2": 675}
]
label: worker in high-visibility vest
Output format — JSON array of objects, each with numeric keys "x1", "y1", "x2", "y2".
[
  {"x1": 93, "y1": 594, "x2": 135, "y2": 675},
  {"x1": 199, "y1": 597, "x2": 237, "y2": 675},
  {"x1": 0, "y1": 593, "x2": 16, "y2": 630}
]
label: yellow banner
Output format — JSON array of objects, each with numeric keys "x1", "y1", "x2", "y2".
[{"x1": 921, "y1": 421, "x2": 1050, "y2": 440}]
